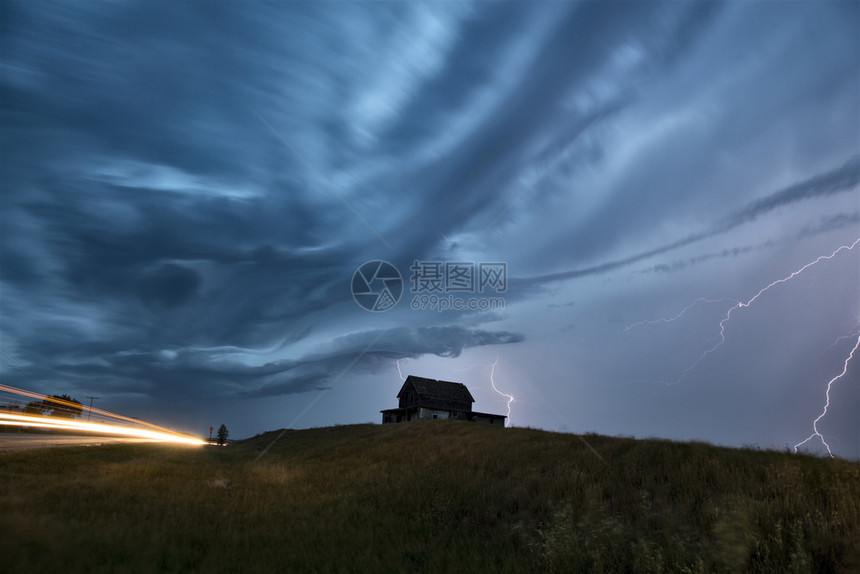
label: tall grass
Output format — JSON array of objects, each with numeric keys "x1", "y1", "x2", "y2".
[{"x1": 2, "y1": 422, "x2": 858, "y2": 572}]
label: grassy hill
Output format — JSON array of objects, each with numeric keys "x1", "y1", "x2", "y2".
[{"x1": 2, "y1": 422, "x2": 859, "y2": 573}]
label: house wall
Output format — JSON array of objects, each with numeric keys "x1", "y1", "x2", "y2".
[
  {"x1": 398, "y1": 391, "x2": 413, "y2": 408},
  {"x1": 400, "y1": 392, "x2": 470, "y2": 412},
  {"x1": 417, "y1": 408, "x2": 450, "y2": 420},
  {"x1": 383, "y1": 408, "x2": 505, "y2": 425},
  {"x1": 417, "y1": 397, "x2": 472, "y2": 412},
  {"x1": 397, "y1": 380, "x2": 473, "y2": 412}
]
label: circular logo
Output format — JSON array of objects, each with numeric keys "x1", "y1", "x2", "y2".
[{"x1": 351, "y1": 260, "x2": 403, "y2": 312}]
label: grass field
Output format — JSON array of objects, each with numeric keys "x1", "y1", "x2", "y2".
[{"x1": 2, "y1": 422, "x2": 859, "y2": 573}]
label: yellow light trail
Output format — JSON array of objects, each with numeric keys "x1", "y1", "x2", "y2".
[
  {"x1": 0, "y1": 413, "x2": 206, "y2": 445},
  {"x1": 0, "y1": 383, "x2": 176, "y2": 433},
  {"x1": 0, "y1": 384, "x2": 206, "y2": 446}
]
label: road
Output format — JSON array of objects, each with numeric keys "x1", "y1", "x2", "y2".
[{"x1": 0, "y1": 433, "x2": 163, "y2": 452}]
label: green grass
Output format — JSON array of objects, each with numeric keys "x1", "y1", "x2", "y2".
[{"x1": 2, "y1": 422, "x2": 859, "y2": 573}]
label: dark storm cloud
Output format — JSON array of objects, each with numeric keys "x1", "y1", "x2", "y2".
[
  {"x1": 505, "y1": 2, "x2": 859, "y2": 278},
  {"x1": 379, "y1": 2, "x2": 727, "y2": 259},
  {"x1": 638, "y1": 212, "x2": 860, "y2": 277},
  {"x1": 515, "y1": 155, "x2": 860, "y2": 288},
  {"x1": 0, "y1": 1, "x2": 296, "y2": 181},
  {"x1": 1, "y1": 0, "x2": 556, "y2": 402},
  {"x1": 720, "y1": 156, "x2": 860, "y2": 229},
  {"x1": 329, "y1": 326, "x2": 525, "y2": 360},
  {"x1": 1, "y1": 325, "x2": 523, "y2": 400},
  {"x1": 239, "y1": 325, "x2": 523, "y2": 398},
  {"x1": 136, "y1": 264, "x2": 200, "y2": 308}
]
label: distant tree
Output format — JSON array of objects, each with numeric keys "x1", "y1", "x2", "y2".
[
  {"x1": 23, "y1": 400, "x2": 49, "y2": 415},
  {"x1": 217, "y1": 424, "x2": 229, "y2": 445},
  {"x1": 21, "y1": 395, "x2": 83, "y2": 418},
  {"x1": 46, "y1": 395, "x2": 83, "y2": 419}
]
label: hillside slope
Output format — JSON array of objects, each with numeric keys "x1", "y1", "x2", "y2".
[{"x1": 2, "y1": 422, "x2": 859, "y2": 573}]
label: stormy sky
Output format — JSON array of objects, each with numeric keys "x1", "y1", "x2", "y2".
[{"x1": 2, "y1": 1, "x2": 858, "y2": 457}]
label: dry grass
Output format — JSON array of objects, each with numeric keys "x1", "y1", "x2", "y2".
[{"x1": 2, "y1": 422, "x2": 859, "y2": 573}]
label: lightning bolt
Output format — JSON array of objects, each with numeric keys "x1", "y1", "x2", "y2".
[
  {"x1": 671, "y1": 238, "x2": 860, "y2": 385},
  {"x1": 490, "y1": 355, "x2": 514, "y2": 427},
  {"x1": 396, "y1": 359, "x2": 405, "y2": 381},
  {"x1": 817, "y1": 325, "x2": 860, "y2": 358},
  {"x1": 793, "y1": 334, "x2": 860, "y2": 458},
  {"x1": 629, "y1": 239, "x2": 860, "y2": 457},
  {"x1": 624, "y1": 297, "x2": 740, "y2": 332}
]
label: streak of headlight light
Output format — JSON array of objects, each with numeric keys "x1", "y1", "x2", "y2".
[
  {"x1": 0, "y1": 383, "x2": 179, "y2": 434},
  {"x1": 0, "y1": 413, "x2": 206, "y2": 445}
]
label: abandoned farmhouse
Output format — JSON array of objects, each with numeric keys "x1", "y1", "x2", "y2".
[{"x1": 381, "y1": 375, "x2": 507, "y2": 426}]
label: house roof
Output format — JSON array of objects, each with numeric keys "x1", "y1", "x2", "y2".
[{"x1": 399, "y1": 375, "x2": 475, "y2": 403}]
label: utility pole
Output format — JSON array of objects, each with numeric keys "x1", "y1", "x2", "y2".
[{"x1": 86, "y1": 396, "x2": 99, "y2": 422}]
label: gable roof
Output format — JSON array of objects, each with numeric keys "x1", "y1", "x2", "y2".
[{"x1": 399, "y1": 375, "x2": 475, "y2": 403}]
